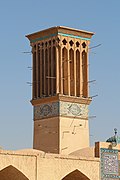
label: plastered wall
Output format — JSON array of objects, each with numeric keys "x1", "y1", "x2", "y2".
[{"x1": 0, "y1": 149, "x2": 100, "y2": 180}]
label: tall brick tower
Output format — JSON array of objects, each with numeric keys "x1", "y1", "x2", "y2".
[{"x1": 26, "y1": 26, "x2": 94, "y2": 154}]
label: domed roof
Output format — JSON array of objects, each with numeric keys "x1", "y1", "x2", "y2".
[{"x1": 69, "y1": 147, "x2": 95, "y2": 157}]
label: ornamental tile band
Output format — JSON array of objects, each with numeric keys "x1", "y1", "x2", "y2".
[
  {"x1": 58, "y1": 32, "x2": 91, "y2": 41},
  {"x1": 60, "y1": 101, "x2": 88, "y2": 118},
  {"x1": 34, "y1": 102, "x2": 59, "y2": 120},
  {"x1": 30, "y1": 32, "x2": 91, "y2": 43},
  {"x1": 34, "y1": 101, "x2": 88, "y2": 120},
  {"x1": 100, "y1": 148, "x2": 120, "y2": 180}
]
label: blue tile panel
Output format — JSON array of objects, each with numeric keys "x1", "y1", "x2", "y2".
[
  {"x1": 34, "y1": 102, "x2": 59, "y2": 120},
  {"x1": 100, "y1": 148, "x2": 120, "y2": 180},
  {"x1": 30, "y1": 32, "x2": 91, "y2": 43},
  {"x1": 34, "y1": 101, "x2": 88, "y2": 120},
  {"x1": 59, "y1": 101, "x2": 88, "y2": 118}
]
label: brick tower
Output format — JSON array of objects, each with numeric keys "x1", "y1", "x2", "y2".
[{"x1": 26, "y1": 26, "x2": 94, "y2": 154}]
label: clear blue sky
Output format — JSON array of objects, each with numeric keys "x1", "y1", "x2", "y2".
[{"x1": 0, "y1": 0, "x2": 120, "y2": 150}]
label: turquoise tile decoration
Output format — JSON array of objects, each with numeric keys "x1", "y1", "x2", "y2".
[
  {"x1": 59, "y1": 101, "x2": 88, "y2": 118},
  {"x1": 58, "y1": 32, "x2": 91, "y2": 41},
  {"x1": 34, "y1": 101, "x2": 88, "y2": 120},
  {"x1": 100, "y1": 148, "x2": 120, "y2": 180},
  {"x1": 30, "y1": 32, "x2": 91, "y2": 43},
  {"x1": 117, "y1": 137, "x2": 120, "y2": 144},
  {"x1": 34, "y1": 102, "x2": 59, "y2": 120}
]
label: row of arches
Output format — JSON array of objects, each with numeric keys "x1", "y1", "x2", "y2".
[
  {"x1": 0, "y1": 166, "x2": 90, "y2": 180},
  {"x1": 33, "y1": 45, "x2": 56, "y2": 98},
  {"x1": 32, "y1": 44, "x2": 88, "y2": 99},
  {"x1": 62, "y1": 47, "x2": 88, "y2": 97},
  {"x1": 32, "y1": 38, "x2": 86, "y2": 48}
]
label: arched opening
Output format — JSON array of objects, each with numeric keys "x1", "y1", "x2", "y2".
[
  {"x1": 0, "y1": 165, "x2": 29, "y2": 180},
  {"x1": 76, "y1": 50, "x2": 80, "y2": 97},
  {"x1": 42, "y1": 48, "x2": 44, "y2": 96},
  {"x1": 82, "y1": 50, "x2": 88, "y2": 98},
  {"x1": 38, "y1": 43, "x2": 40, "y2": 98},
  {"x1": 62, "y1": 169, "x2": 90, "y2": 180},
  {"x1": 53, "y1": 46, "x2": 56, "y2": 95},
  {"x1": 49, "y1": 46, "x2": 51, "y2": 95},
  {"x1": 33, "y1": 45, "x2": 37, "y2": 99},
  {"x1": 45, "y1": 48, "x2": 48, "y2": 96},
  {"x1": 69, "y1": 48, "x2": 74, "y2": 96},
  {"x1": 62, "y1": 47, "x2": 68, "y2": 95}
]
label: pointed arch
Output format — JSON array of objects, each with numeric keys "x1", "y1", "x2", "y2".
[
  {"x1": 82, "y1": 50, "x2": 88, "y2": 98},
  {"x1": 0, "y1": 165, "x2": 29, "y2": 180},
  {"x1": 76, "y1": 49, "x2": 80, "y2": 97},
  {"x1": 69, "y1": 48, "x2": 74, "y2": 96},
  {"x1": 62, "y1": 47, "x2": 68, "y2": 95},
  {"x1": 45, "y1": 48, "x2": 48, "y2": 96},
  {"x1": 62, "y1": 169, "x2": 90, "y2": 180},
  {"x1": 53, "y1": 46, "x2": 56, "y2": 95}
]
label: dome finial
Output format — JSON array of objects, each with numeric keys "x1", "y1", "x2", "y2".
[{"x1": 114, "y1": 128, "x2": 117, "y2": 136}]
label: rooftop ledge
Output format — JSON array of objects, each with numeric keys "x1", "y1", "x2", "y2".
[
  {"x1": 31, "y1": 94, "x2": 92, "y2": 106},
  {"x1": 26, "y1": 26, "x2": 94, "y2": 43}
]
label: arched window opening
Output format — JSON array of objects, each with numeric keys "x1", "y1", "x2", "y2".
[
  {"x1": 45, "y1": 42, "x2": 47, "y2": 47},
  {"x1": 76, "y1": 41, "x2": 80, "y2": 47},
  {"x1": 38, "y1": 44, "x2": 40, "y2": 98},
  {"x1": 69, "y1": 48, "x2": 74, "y2": 96},
  {"x1": 45, "y1": 49, "x2": 48, "y2": 96},
  {"x1": 69, "y1": 40, "x2": 74, "y2": 47},
  {"x1": 62, "y1": 47, "x2": 68, "y2": 95},
  {"x1": 49, "y1": 47, "x2": 51, "y2": 95},
  {"x1": 33, "y1": 45, "x2": 37, "y2": 99},
  {"x1": 76, "y1": 50, "x2": 80, "y2": 97},
  {"x1": 0, "y1": 165, "x2": 29, "y2": 180},
  {"x1": 42, "y1": 42, "x2": 44, "y2": 48},
  {"x1": 62, "y1": 169, "x2": 90, "y2": 180},
  {"x1": 62, "y1": 39, "x2": 67, "y2": 45},
  {"x1": 58, "y1": 46, "x2": 61, "y2": 93},
  {"x1": 57, "y1": 37, "x2": 60, "y2": 44},
  {"x1": 53, "y1": 46, "x2": 56, "y2": 95},
  {"x1": 82, "y1": 42, "x2": 86, "y2": 48},
  {"x1": 42, "y1": 49, "x2": 44, "y2": 96},
  {"x1": 82, "y1": 50, "x2": 88, "y2": 98},
  {"x1": 53, "y1": 39, "x2": 55, "y2": 45}
]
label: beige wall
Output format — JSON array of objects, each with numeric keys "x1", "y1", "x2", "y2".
[
  {"x1": 34, "y1": 115, "x2": 89, "y2": 155},
  {"x1": 60, "y1": 117, "x2": 89, "y2": 155},
  {"x1": 37, "y1": 154, "x2": 100, "y2": 180},
  {"x1": 34, "y1": 117, "x2": 59, "y2": 153},
  {"x1": 0, "y1": 149, "x2": 100, "y2": 180},
  {"x1": 0, "y1": 150, "x2": 36, "y2": 180}
]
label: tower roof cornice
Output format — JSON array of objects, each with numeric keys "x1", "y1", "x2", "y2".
[{"x1": 26, "y1": 26, "x2": 94, "y2": 43}]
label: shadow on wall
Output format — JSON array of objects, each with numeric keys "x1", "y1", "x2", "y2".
[
  {"x1": 62, "y1": 169, "x2": 90, "y2": 180},
  {"x1": 0, "y1": 165, "x2": 29, "y2": 180}
]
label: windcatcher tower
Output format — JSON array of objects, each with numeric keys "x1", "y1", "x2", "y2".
[{"x1": 26, "y1": 26, "x2": 94, "y2": 155}]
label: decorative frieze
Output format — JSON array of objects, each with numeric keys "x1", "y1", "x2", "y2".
[
  {"x1": 60, "y1": 101, "x2": 88, "y2": 118},
  {"x1": 34, "y1": 101, "x2": 88, "y2": 120},
  {"x1": 34, "y1": 102, "x2": 59, "y2": 120}
]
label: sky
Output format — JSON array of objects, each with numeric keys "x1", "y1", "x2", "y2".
[{"x1": 0, "y1": 0, "x2": 120, "y2": 150}]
